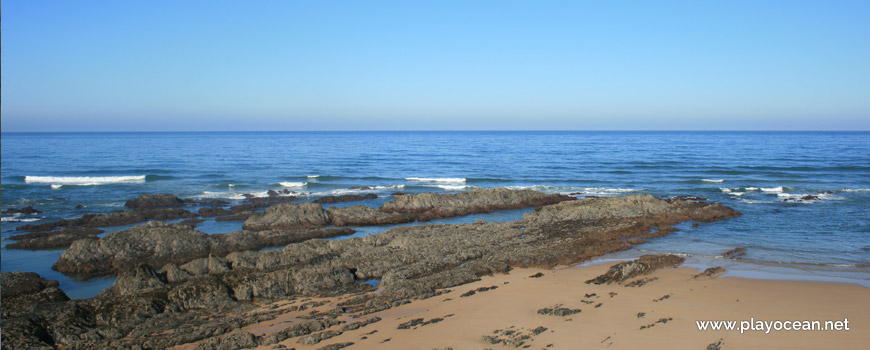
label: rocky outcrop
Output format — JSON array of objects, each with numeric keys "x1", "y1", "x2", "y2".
[
  {"x1": 242, "y1": 203, "x2": 331, "y2": 231},
  {"x1": 1, "y1": 272, "x2": 72, "y2": 350},
  {"x1": 7, "y1": 227, "x2": 104, "y2": 250},
  {"x1": 5, "y1": 193, "x2": 740, "y2": 350},
  {"x1": 313, "y1": 193, "x2": 378, "y2": 204},
  {"x1": 52, "y1": 221, "x2": 355, "y2": 278},
  {"x1": 327, "y1": 205, "x2": 414, "y2": 226},
  {"x1": 16, "y1": 208, "x2": 198, "y2": 232},
  {"x1": 585, "y1": 255, "x2": 686, "y2": 285},
  {"x1": 124, "y1": 193, "x2": 185, "y2": 209},
  {"x1": 380, "y1": 188, "x2": 574, "y2": 220},
  {"x1": 244, "y1": 188, "x2": 575, "y2": 230},
  {"x1": 2, "y1": 205, "x2": 43, "y2": 214}
]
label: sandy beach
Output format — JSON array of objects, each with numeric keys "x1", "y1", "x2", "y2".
[{"x1": 192, "y1": 262, "x2": 870, "y2": 350}]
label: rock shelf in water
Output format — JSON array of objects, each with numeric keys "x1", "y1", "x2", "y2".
[{"x1": 1, "y1": 191, "x2": 740, "y2": 349}]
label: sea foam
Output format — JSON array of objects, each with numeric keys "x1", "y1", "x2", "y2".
[
  {"x1": 702, "y1": 179, "x2": 725, "y2": 183},
  {"x1": 406, "y1": 177, "x2": 467, "y2": 184},
  {"x1": 25, "y1": 175, "x2": 146, "y2": 186},
  {"x1": 279, "y1": 182, "x2": 307, "y2": 188}
]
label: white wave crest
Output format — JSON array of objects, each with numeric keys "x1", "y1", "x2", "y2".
[
  {"x1": 279, "y1": 182, "x2": 307, "y2": 188},
  {"x1": 51, "y1": 184, "x2": 63, "y2": 190},
  {"x1": 841, "y1": 188, "x2": 870, "y2": 192},
  {"x1": 25, "y1": 175, "x2": 146, "y2": 186},
  {"x1": 761, "y1": 186, "x2": 785, "y2": 193},
  {"x1": 1, "y1": 215, "x2": 44, "y2": 222},
  {"x1": 307, "y1": 175, "x2": 320, "y2": 178},
  {"x1": 406, "y1": 177, "x2": 466, "y2": 184},
  {"x1": 729, "y1": 192, "x2": 745, "y2": 196},
  {"x1": 505, "y1": 186, "x2": 637, "y2": 196},
  {"x1": 195, "y1": 191, "x2": 247, "y2": 200},
  {"x1": 702, "y1": 179, "x2": 724, "y2": 183},
  {"x1": 427, "y1": 184, "x2": 468, "y2": 191},
  {"x1": 745, "y1": 187, "x2": 759, "y2": 191},
  {"x1": 739, "y1": 199, "x2": 776, "y2": 204}
]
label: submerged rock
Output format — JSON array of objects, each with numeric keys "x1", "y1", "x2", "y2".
[
  {"x1": 124, "y1": 193, "x2": 186, "y2": 209},
  {"x1": 7, "y1": 227, "x2": 104, "y2": 250},
  {"x1": 16, "y1": 207, "x2": 198, "y2": 233},
  {"x1": 314, "y1": 193, "x2": 378, "y2": 204}
]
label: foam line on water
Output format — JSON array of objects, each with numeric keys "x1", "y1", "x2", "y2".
[{"x1": 25, "y1": 175, "x2": 146, "y2": 185}]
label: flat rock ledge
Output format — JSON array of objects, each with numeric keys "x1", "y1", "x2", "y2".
[
  {"x1": 3, "y1": 193, "x2": 740, "y2": 350},
  {"x1": 243, "y1": 188, "x2": 575, "y2": 230},
  {"x1": 52, "y1": 221, "x2": 354, "y2": 278}
]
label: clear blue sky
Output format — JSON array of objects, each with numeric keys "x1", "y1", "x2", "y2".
[{"x1": 2, "y1": 0, "x2": 869, "y2": 131}]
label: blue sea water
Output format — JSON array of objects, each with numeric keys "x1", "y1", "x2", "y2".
[{"x1": 2, "y1": 131, "x2": 869, "y2": 298}]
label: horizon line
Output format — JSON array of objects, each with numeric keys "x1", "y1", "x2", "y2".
[{"x1": 2, "y1": 129, "x2": 870, "y2": 134}]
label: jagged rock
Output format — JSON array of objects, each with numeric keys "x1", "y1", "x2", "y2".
[
  {"x1": 314, "y1": 193, "x2": 378, "y2": 204},
  {"x1": 243, "y1": 203, "x2": 331, "y2": 231},
  {"x1": 327, "y1": 205, "x2": 413, "y2": 226},
  {"x1": 124, "y1": 193, "x2": 185, "y2": 209},
  {"x1": 585, "y1": 255, "x2": 685, "y2": 285},
  {"x1": 7, "y1": 227, "x2": 104, "y2": 250},
  {"x1": 193, "y1": 329, "x2": 258, "y2": 350},
  {"x1": 2, "y1": 205, "x2": 43, "y2": 214},
  {"x1": 298, "y1": 329, "x2": 343, "y2": 345},
  {"x1": 1, "y1": 271, "x2": 70, "y2": 305},
  {"x1": 693, "y1": 267, "x2": 726, "y2": 279},
  {"x1": 199, "y1": 207, "x2": 233, "y2": 217},
  {"x1": 113, "y1": 264, "x2": 168, "y2": 295},
  {"x1": 53, "y1": 221, "x2": 356, "y2": 278}
]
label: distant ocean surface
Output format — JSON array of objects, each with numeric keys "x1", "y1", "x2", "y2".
[{"x1": 2, "y1": 131, "x2": 869, "y2": 298}]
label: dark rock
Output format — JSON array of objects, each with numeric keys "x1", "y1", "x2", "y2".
[
  {"x1": 693, "y1": 267, "x2": 726, "y2": 279},
  {"x1": 181, "y1": 218, "x2": 206, "y2": 225},
  {"x1": 585, "y1": 255, "x2": 685, "y2": 285},
  {"x1": 124, "y1": 193, "x2": 185, "y2": 209},
  {"x1": 7, "y1": 227, "x2": 104, "y2": 250},
  {"x1": 193, "y1": 329, "x2": 257, "y2": 350},
  {"x1": 706, "y1": 339, "x2": 724, "y2": 350},
  {"x1": 243, "y1": 203, "x2": 330, "y2": 231},
  {"x1": 16, "y1": 207, "x2": 198, "y2": 232},
  {"x1": 313, "y1": 193, "x2": 378, "y2": 204},
  {"x1": 380, "y1": 188, "x2": 574, "y2": 220},
  {"x1": 200, "y1": 200, "x2": 230, "y2": 206},
  {"x1": 2, "y1": 205, "x2": 43, "y2": 214},
  {"x1": 199, "y1": 207, "x2": 233, "y2": 217},
  {"x1": 317, "y1": 343, "x2": 354, "y2": 350},
  {"x1": 298, "y1": 329, "x2": 343, "y2": 345},
  {"x1": 528, "y1": 272, "x2": 544, "y2": 278},
  {"x1": 391, "y1": 192, "x2": 409, "y2": 196},
  {"x1": 327, "y1": 205, "x2": 413, "y2": 226},
  {"x1": 537, "y1": 306, "x2": 581, "y2": 317},
  {"x1": 722, "y1": 247, "x2": 745, "y2": 259},
  {"x1": 53, "y1": 221, "x2": 356, "y2": 278},
  {"x1": 75, "y1": 204, "x2": 85, "y2": 209},
  {"x1": 214, "y1": 211, "x2": 254, "y2": 221},
  {"x1": 268, "y1": 190, "x2": 280, "y2": 197},
  {"x1": 4, "y1": 193, "x2": 740, "y2": 349}
]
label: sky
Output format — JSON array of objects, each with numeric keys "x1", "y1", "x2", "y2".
[{"x1": 2, "y1": 0, "x2": 869, "y2": 131}]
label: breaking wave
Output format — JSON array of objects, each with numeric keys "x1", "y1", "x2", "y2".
[
  {"x1": 405, "y1": 177, "x2": 467, "y2": 184},
  {"x1": 25, "y1": 175, "x2": 146, "y2": 186}
]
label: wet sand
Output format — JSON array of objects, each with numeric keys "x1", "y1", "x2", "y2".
[{"x1": 176, "y1": 262, "x2": 870, "y2": 349}]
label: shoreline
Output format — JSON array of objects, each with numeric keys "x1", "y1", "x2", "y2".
[
  {"x1": 176, "y1": 263, "x2": 869, "y2": 350},
  {"x1": 581, "y1": 249, "x2": 870, "y2": 288}
]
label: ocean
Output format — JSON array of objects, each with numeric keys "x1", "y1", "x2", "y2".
[{"x1": 2, "y1": 131, "x2": 868, "y2": 298}]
